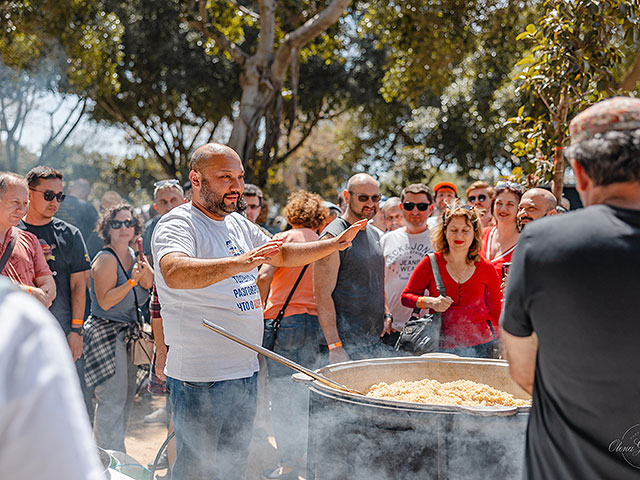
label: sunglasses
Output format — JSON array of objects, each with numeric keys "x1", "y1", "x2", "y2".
[
  {"x1": 30, "y1": 188, "x2": 65, "y2": 202},
  {"x1": 109, "y1": 219, "x2": 136, "y2": 229},
  {"x1": 402, "y1": 202, "x2": 431, "y2": 211},
  {"x1": 154, "y1": 179, "x2": 180, "y2": 188},
  {"x1": 468, "y1": 194, "x2": 487, "y2": 203},
  {"x1": 246, "y1": 204, "x2": 261, "y2": 210},
  {"x1": 349, "y1": 191, "x2": 381, "y2": 203},
  {"x1": 495, "y1": 181, "x2": 524, "y2": 193}
]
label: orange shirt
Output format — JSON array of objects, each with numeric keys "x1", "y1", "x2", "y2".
[
  {"x1": 0, "y1": 227, "x2": 52, "y2": 286},
  {"x1": 263, "y1": 228, "x2": 318, "y2": 319}
]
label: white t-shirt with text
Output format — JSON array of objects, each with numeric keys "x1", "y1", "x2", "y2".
[
  {"x1": 152, "y1": 204, "x2": 270, "y2": 382},
  {"x1": 380, "y1": 227, "x2": 433, "y2": 330}
]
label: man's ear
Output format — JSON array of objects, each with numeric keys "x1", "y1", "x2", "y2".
[
  {"x1": 546, "y1": 208, "x2": 557, "y2": 217},
  {"x1": 189, "y1": 170, "x2": 200, "y2": 188},
  {"x1": 570, "y1": 159, "x2": 590, "y2": 193},
  {"x1": 153, "y1": 203, "x2": 159, "y2": 212}
]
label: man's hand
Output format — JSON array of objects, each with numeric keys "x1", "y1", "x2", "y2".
[
  {"x1": 329, "y1": 346, "x2": 350, "y2": 365},
  {"x1": 27, "y1": 286, "x2": 52, "y2": 307},
  {"x1": 67, "y1": 332, "x2": 83, "y2": 362},
  {"x1": 332, "y1": 219, "x2": 368, "y2": 251},
  {"x1": 237, "y1": 240, "x2": 283, "y2": 271},
  {"x1": 155, "y1": 344, "x2": 167, "y2": 382},
  {"x1": 380, "y1": 316, "x2": 393, "y2": 337}
]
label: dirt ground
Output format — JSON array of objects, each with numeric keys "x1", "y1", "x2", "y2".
[{"x1": 124, "y1": 366, "x2": 304, "y2": 480}]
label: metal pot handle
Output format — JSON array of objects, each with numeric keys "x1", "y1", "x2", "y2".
[
  {"x1": 291, "y1": 372, "x2": 314, "y2": 384},
  {"x1": 457, "y1": 405, "x2": 519, "y2": 417}
]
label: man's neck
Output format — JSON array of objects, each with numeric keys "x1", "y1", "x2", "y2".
[
  {"x1": 192, "y1": 198, "x2": 225, "y2": 221},
  {"x1": 24, "y1": 212, "x2": 53, "y2": 227},
  {"x1": 405, "y1": 224, "x2": 428, "y2": 235},
  {"x1": 0, "y1": 225, "x2": 12, "y2": 243},
  {"x1": 342, "y1": 210, "x2": 365, "y2": 225},
  {"x1": 583, "y1": 182, "x2": 640, "y2": 210}
]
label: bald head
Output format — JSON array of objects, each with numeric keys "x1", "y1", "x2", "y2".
[
  {"x1": 190, "y1": 143, "x2": 242, "y2": 172},
  {"x1": 518, "y1": 188, "x2": 557, "y2": 229},
  {"x1": 346, "y1": 173, "x2": 378, "y2": 191}
]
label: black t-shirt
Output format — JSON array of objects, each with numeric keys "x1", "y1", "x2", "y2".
[
  {"x1": 501, "y1": 204, "x2": 640, "y2": 479},
  {"x1": 19, "y1": 218, "x2": 91, "y2": 334},
  {"x1": 321, "y1": 217, "x2": 385, "y2": 347}
]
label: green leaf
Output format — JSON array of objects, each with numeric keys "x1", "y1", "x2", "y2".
[{"x1": 526, "y1": 23, "x2": 536, "y2": 34}]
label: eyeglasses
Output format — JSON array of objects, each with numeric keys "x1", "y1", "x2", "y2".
[
  {"x1": 349, "y1": 191, "x2": 381, "y2": 203},
  {"x1": 109, "y1": 219, "x2": 136, "y2": 229},
  {"x1": 402, "y1": 202, "x2": 431, "y2": 211},
  {"x1": 154, "y1": 179, "x2": 180, "y2": 188},
  {"x1": 495, "y1": 181, "x2": 524, "y2": 193},
  {"x1": 29, "y1": 188, "x2": 66, "y2": 202},
  {"x1": 467, "y1": 194, "x2": 487, "y2": 203},
  {"x1": 246, "y1": 204, "x2": 261, "y2": 210}
]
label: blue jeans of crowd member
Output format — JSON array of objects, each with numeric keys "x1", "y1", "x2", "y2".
[
  {"x1": 167, "y1": 372, "x2": 258, "y2": 480},
  {"x1": 265, "y1": 313, "x2": 320, "y2": 468}
]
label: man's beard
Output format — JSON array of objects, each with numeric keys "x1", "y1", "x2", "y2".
[
  {"x1": 199, "y1": 177, "x2": 246, "y2": 217},
  {"x1": 350, "y1": 198, "x2": 377, "y2": 220},
  {"x1": 517, "y1": 216, "x2": 533, "y2": 232}
]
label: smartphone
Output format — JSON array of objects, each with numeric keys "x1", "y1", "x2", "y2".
[
  {"x1": 136, "y1": 238, "x2": 144, "y2": 262},
  {"x1": 502, "y1": 262, "x2": 511, "y2": 279}
]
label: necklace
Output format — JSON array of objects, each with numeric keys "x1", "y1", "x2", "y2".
[{"x1": 445, "y1": 256, "x2": 476, "y2": 284}]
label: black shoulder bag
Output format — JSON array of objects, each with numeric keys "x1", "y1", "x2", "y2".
[
  {"x1": 104, "y1": 247, "x2": 154, "y2": 365},
  {"x1": 262, "y1": 264, "x2": 309, "y2": 351},
  {"x1": 395, "y1": 253, "x2": 446, "y2": 355},
  {"x1": 0, "y1": 228, "x2": 17, "y2": 273}
]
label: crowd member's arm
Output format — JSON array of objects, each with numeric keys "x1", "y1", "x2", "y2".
[
  {"x1": 502, "y1": 332, "x2": 537, "y2": 394},
  {"x1": 137, "y1": 256, "x2": 154, "y2": 289},
  {"x1": 92, "y1": 254, "x2": 151, "y2": 311},
  {"x1": 67, "y1": 271, "x2": 86, "y2": 361},
  {"x1": 160, "y1": 220, "x2": 366, "y2": 289},
  {"x1": 401, "y1": 257, "x2": 452, "y2": 312},
  {"x1": 381, "y1": 296, "x2": 393, "y2": 336},
  {"x1": 257, "y1": 264, "x2": 277, "y2": 304},
  {"x1": 485, "y1": 263, "x2": 503, "y2": 333},
  {"x1": 313, "y1": 246, "x2": 349, "y2": 364},
  {"x1": 34, "y1": 275, "x2": 56, "y2": 308}
]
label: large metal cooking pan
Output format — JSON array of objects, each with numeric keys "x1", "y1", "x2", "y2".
[
  {"x1": 294, "y1": 354, "x2": 531, "y2": 416},
  {"x1": 297, "y1": 355, "x2": 530, "y2": 480}
]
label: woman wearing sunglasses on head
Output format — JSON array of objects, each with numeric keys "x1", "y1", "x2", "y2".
[
  {"x1": 401, "y1": 203, "x2": 502, "y2": 358},
  {"x1": 480, "y1": 181, "x2": 523, "y2": 279},
  {"x1": 83, "y1": 204, "x2": 153, "y2": 452}
]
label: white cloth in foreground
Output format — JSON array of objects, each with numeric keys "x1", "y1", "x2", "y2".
[{"x1": 0, "y1": 287, "x2": 105, "y2": 480}]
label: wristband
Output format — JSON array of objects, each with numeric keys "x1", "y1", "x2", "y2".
[
  {"x1": 418, "y1": 297, "x2": 425, "y2": 309},
  {"x1": 128, "y1": 278, "x2": 138, "y2": 287},
  {"x1": 26, "y1": 286, "x2": 32, "y2": 294},
  {"x1": 328, "y1": 342, "x2": 343, "y2": 351},
  {"x1": 71, "y1": 318, "x2": 84, "y2": 326}
]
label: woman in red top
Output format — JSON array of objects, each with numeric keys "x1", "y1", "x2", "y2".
[
  {"x1": 401, "y1": 203, "x2": 502, "y2": 357},
  {"x1": 480, "y1": 181, "x2": 523, "y2": 278}
]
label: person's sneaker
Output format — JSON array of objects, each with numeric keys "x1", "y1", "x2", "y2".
[{"x1": 144, "y1": 406, "x2": 169, "y2": 424}]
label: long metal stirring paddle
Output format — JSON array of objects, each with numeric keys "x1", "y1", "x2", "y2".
[{"x1": 202, "y1": 319, "x2": 362, "y2": 395}]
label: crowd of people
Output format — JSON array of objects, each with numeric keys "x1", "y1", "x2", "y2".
[{"x1": 0, "y1": 96, "x2": 639, "y2": 480}]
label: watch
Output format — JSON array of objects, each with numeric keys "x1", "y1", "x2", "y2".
[
  {"x1": 384, "y1": 313, "x2": 393, "y2": 320},
  {"x1": 71, "y1": 326, "x2": 84, "y2": 336}
]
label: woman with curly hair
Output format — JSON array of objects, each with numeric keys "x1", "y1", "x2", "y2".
[
  {"x1": 257, "y1": 190, "x2": 328, "y2": 480},
  {"x1": 83, "y1": 204, "x2": 153, "y2": 451},
  {"x1": 401, "y1": 202, "x2": 502, "y2": 357}
]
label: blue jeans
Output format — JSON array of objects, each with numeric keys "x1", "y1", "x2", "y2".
[
  {"x1": 266, "y1": 313, "x2": 319, "y2": 466},
  {"x1": 167, "y1": 373, "x2": 258, "y2": 480}
]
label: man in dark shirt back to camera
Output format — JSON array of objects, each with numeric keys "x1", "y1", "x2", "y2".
[{"x1": 501, "y1": 96, "x2": 640, "y2": 479}]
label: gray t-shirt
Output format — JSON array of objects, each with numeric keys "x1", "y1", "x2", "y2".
[
  {"x1": 321, "y1": 217, "x2": 384, "y2": 347},
  {"x1": 501, "y1": 204, "x2": 640, "y2": 479},
  {"x1": 380, "y1": 227, "x2": 433, "y2": 330}
]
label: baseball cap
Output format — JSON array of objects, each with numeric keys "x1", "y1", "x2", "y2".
[{"x1": 433, "y1": 181, "x2": 458, "y2": 196}]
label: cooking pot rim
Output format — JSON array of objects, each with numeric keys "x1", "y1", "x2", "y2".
[{"x1": 303, "y1": 355, "x2": 531, "y2": 416}]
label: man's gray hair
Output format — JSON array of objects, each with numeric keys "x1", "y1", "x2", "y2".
[
  {"x1": 564, "y1": 129, "x2": 640, "y2": 186},
  {"x1": 382, "y1": 197, "x2": 401, "y2": 216},
  {"x1": 0, "y1": 172, "x2": 27, "y2": 199}
]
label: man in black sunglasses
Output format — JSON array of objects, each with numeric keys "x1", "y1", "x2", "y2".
[
  {"x1": 380, "y1": 184, "x2": 434, "y2": 347},
  {"x1": 465, "y1": 181, "x2": 494, "y2": 228},
  {"x1": 20, "y1": 166, "x2": 92, "y2": 416}
]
